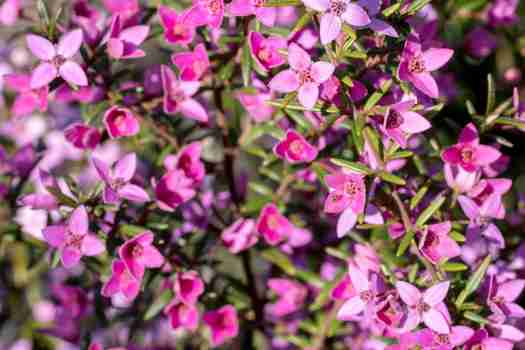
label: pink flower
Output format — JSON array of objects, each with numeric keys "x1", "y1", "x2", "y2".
[
  {"x1": 161, "y1": 65, "x2": 208, "y2": 123},
  {"x1": 163, "y1": 142, "x2": 205, "y2": 185},
  {"x1": 107, "y1": 14, "x2": 149, "y2": 60},
  {"x1": 269, "y1": 43, "x2": 334, "y2": 109},
  {"x1": 381, "y1": 99, "x2": 431, "y2": 148},
  {"x1": 464, "y1": 329, "x2": 513, "y2": 350},
  {"x1": 413, "y1": 326, "x2": 474, "y2": 350},
  {"x1": 203, "y1": 305, "x2": 239, "y2": 347},
  {"x1": 64, "y1": 123, "x2": 101, "y2": 150},
  {"x1": 172, "y1": 44, "x2": 210, "y2": 81},
  {"x1": 248, "y1": 32, "x2": 286, "y2": 72},
  {"x1": 158, "y1": 6, "x2": 195, "y2": 46},
  {"x1": 256, "y1": 203, "x2": 292, "y2": 245},
  {"x1": 154, "y1": 169, "x2": 196, "y2": 211},
  {"x1": 103, "y1": 106, "x2": 140, "y2": 138},
  {"x1": 102, "y1": 0, "x2": 139, "y2": 16},
  {"x1": 2, "y1": 73, "x2": 48, "y2": 118},
  {"x1": 164, "y1": 300, "x2": 200, "y2": 331},
  {"x1": 418, "y1": 221, "x2": 461, "y2": 265},
  {"x1": 0, "y1": 0, "x2": 20, "y2": 26},
  {"x1": 273, "y1": 129, "x2": 318, "y2": 164},
  {"x1": 442, "y1": 123, "x2": 501, "y2": 173},
  {"x1": 26, "y1": 29, "x2": 88, "y2": 89},
  {"x1": 396, "y1": 280, "x2": 451, "y2": 334},
  {"x1": 323, "y1": 170, "x2": 366, "y2": 237},
  {"x1": 266, "y1": 278, "x2": 307, "y2": 317},
  {"x1": 485, "y1": 275, "x2": 525, "y2": 318},
  {"x1": 443, "y1": 163, "x2": 479, "y2": 193},
  {"x1": 356, "y1": 0, "x2": 398, "y2": 37},
  {"x1": 301, "y1": 0, "x2": 371, "y2": 44},
  {"x1": 173, "y1": 270, "x2": 204, "y2": 305},
  {"x1": 464, "y1": 27, "x2": 497, "y2": 59},
  {"x1": 43, "y1": 206, "x2": 105, "y2": 268},
  {"x1": 398, "y1": 35, "x2": 454, "y2": 98},
  {"x1": 337, "y1": 263, "x2": 377, "y2": 319},
  {"x1": 228, "y1": 0, "x2": 277, "y2": 27},
  {"x1": 236, "y1": 79, "x2": 274, "y2": 122},
  {"x1": 92, "y1": 153, "x2": 150, "y2": 204},
  {"x1": 118, "y1": 231, "x2": 164, "y2": 279},
  {"x1": 102, "y1": 259, "x2": 141, "y2": 301},
  {"x1": 221, "y1": 218, "x2": 259, "y2": 254},
  {"x1": 186, "y1": 0, "x2": 225, "y2": 29}
]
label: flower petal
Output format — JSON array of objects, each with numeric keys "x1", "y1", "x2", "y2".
[
  {"x1": 268, "y1": 69, "x2": 300, "y2": 93},
  {"x1": 422, "y1": 48, "x2": 454, "y2": 72},
  {"x1": 341, "y1": 3, "x2": 371, "y2": 26},
  {"x1": 311, "y1": 61, "x2": 335, "y2": 83},
  {"x1": 320, "y1": 13, "x2": 342, "y2": 45},
  {"x1": 30, "y1": 62, "x2": 57, "y2": 89},
  {"x1": 26, "y1": 34, "x2": 55, "y2": 60},
  {"x1": 59, "y1": 61, "x2": 88, "y2": 87},
  {"x1": 298, "y1": 82, "x2": 319, "y2": 109},
  {"x1": 69, "y1": 205, "x2": 89, "y2": 236},
  {"x1": 396, "y1": 281, "x2": 421, "y2": 306},
  {"x1": 119, "y1": 183, "x2": 150, "y2": 203},
  {"x1": 301, "y1": 0, "x2": 329, "y2": 11},
  {"x1": 57, "y1": 29, "x2": 84, "y2": 59},
  {"x1": 288, "y1": 43, "x2": 311, "y2": 71},
  {"x1": 422, "y1": 308, "x2": 450, "y2": 334},
  {"x1": 81, "y1": 234, "x2": 105, "y2": 256},
  {"x1": 114, "y1": 153, "x2": 136, "y2": 182},
  {"x1": 179, "y1": 98, "x2": 209, "y2": 122},
  {"x1": 408, "y1": 72, "x2": 439, "y2": 98},
  {"x1": 337, "y1": 296, "x2": 366, "y2": 320},
  {"x1": 423, "y1": 281, "x2": 450, "y2": 306},
  {"x1": 336, "y1": 207, "x2": 357, "y2": 238},
  {"x1": 43, "y1": 225, "x2": 67, "y2": 247}
]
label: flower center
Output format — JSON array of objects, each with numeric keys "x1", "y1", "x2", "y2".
[
  {"x1": 192, "y1": 60, "x2": 207, "y2": 75},
  {"x1": 386, "y1": 110, "x2": 404, "y2": 129},
  {"x1": 66, "y1": 233, "x2": 84, "y2": 249},
  {"x1": 112, "y1": 112, "x2": 129, "y2": 132},
  {"x1": 170, "y1": 87, "x2": 187, "y2": 103},
  {"x1": 416, "y1": 302, "x2": 431, "y2": 313},
  {"x1": 435, "y1": 334, "x2": 450, "y2": 345},
  {"x1": 360, "y1": 290, "x2": 373, "y2": 302},
  {"x1": 52, "y1": 55, "x2": 66, "y2": 67},
  {"x1": 258, "y1": 46, "x2": 273, "y2": 63},
  {"x1": 297, "y1": 69, "x2": 314, "y2": 85},
  {"x1": 330, "y1": 0, "x2": 348, "y2": 16},
  {"x1": 173, "y1": 23, "x2": 188, "y2": 37},
  {"x1": 472, "y1": 345, "x2": 485, "y2": 350},
  {"x1": 132, "y1": 244, "x2": 144, "y2": 258},
  {"x1": 267, "y1": 215, "x2": 279, "y2": 230},
  {"x1": 252, "y1": 0, "x2": 265, "y2": 7},
  {"x1": 111, "y1": 178, "x2": 126, "y2": 190},
  {"x1": 289, "y1": 139, "x2": 304, "y2": 155},
  {"x1": 461, "y1": 147, "x2": 474, "y2": 162},
  {"x1": 205, "y1": 0, "x2": 223, "y2": 14},
  {"x1": 408, "y1": 56, "x2": 426, "y2": 74},
  {"x1": 344, "y1": 181, "x2": 359, "y2": 197}
]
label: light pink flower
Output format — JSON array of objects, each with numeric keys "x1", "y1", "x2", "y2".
[
  {"x1": 228, "y1": 0, "x2": 277, "y2": 27},
  {"x1": 249, "y1": 32, "x2": 286, "y2": 72},
  {"x1": 172, "y1": 44, "x2": 209, "y2": 81},
  {"x1": 0, "y1": 0, "x2": 20, "y2": 26},
  {"x1": 356, "y1": 0, "x2": 398, "y2": 37},
  {"x1": 396, "y1": 280, "x2": 451, "y2": 334},
  {"x1": 26, "y1": 29, "x2": 88, "y2": 89},
  {"x1": 186, "y1": 0, "x2": 225, "y2": 29},
  {"x1": 324, "y1": 171, "x2": 366, "y2": 237},
  {"x1": 43, "y1": 206, "x2": 105, "y2": 268},
  {"x1": 2, "y1": 73, "x2": 48, "y2": 118},
  {"x1": 161, "y1": 65, "x2": 208, "y2": 123},
  {"x1": 173, "y1": 270, "x2": 204, "y2": 305},
  {"x1": 442, "y1": 123, "x2": 501, "y2": 173},
  {"x1": 398, "y1": 35, "x2": 454, "y2": 98},
  {"x1": 92, "y1": 153, "x2": 150, "y2": 204},
  {"x1": 485, "y1": 275, "x2": 525, "y2": 318},
  {"x1": 64, "y1": 123, "x2": 101, "y2": 150},
  {"x1": 163, "y1": 142, "x2": 205, "y2": 185},
  {"x1": 273, "y1": 129, "x2": 318, "y2": 164},
  {"x1": 154, "y1": 169, "x2": 196, "y2": 211},
  {"x1": 256, "y1": 203, "x2": 291, "y2": 245},
  {"x1": 106, "y1": 14, "x2": 149, "y2": 60},
  {"x1": 118, "y1": 231, "x2": 164, "y2": 279},
  {"x1": 164, "y1": 300, "x2": 200, "y2": 331},
  {"x1": 418, "y1": 221, "x2": 461, "y2": 265},
  {"x1": 443, "y1": 163, "x2": 480, "y2": 194},
  {"x1": 102, "y1": 259, "x2": 141, "y2": 301},
  {"x1": 103, "y1": 106, "x2": 140, "y2": 138},
  {"x1": 381, "y1": 99, "x2": 431, "y2": 148},
  {"x1": 236, "y1": 79, "x2": 274, "y2": 122},
  {"x1": 269, "y1": 43, "x2": 334, "y2": 109},
  {"x1": 301, "y1": 0, "x2": 371, "y2": 44},
  {"x1": 413, "y1": 326, "x2": 474, "y2": 350},
  {"x1": 203, "y1": 305, "x2": 239, "y2": 347},
  {"x1": 464, "y1": 329, "x2": 513, "y2": 350},
  {"x1": 266, "y1": 278, "x2": 307, "y2": 317},
  {"x1": 337, "y1": 263, "x2": 377, "y2": 319},
  {"x1": 221, "y1": 218, "x2": 258, "y2": 254},
  {"x1": 159, "y1": 6, "x2": 195, "y2": 46}
]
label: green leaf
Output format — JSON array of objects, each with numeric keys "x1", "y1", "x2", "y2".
[
  {"x1": 396, "y1": 230, "x2": 415, "y2": 257},
  {"x1": 248, "y1": 181, "x2": 274, "y2": 197},
  {"x1": 455, "y1": 255, "x2": 491, "y2": 310},
  {"x1": 450, "y1": 231, "x2": 466, "y2": 242},
  {"x1": 295, "y1": 269, "x2": 323, "y2": 288},
  {"x1": 485, "y1": 74, "x2": 495, "y2": 117},
  {"x1": 378, "y1": 171, "x2": 406, "y2": 186},
  {"x1": 415, "y1": 195, "x2": 446, "y2": 228},
  {"x1": 410, "y1": 184, "x2": 429, "y2": 210},
  {"x1": 382, "y1": 2, "x2": 401, "y2": 16},
  {"x1": 463, "y1": 311, "x2": 489, "y2": 325},
  {"x1": 45, "y1": 187, "x2": 77, "y2": 207},
  {"x1": 51, "y1": 250, "x2": 61, "y2": 268},
  {"x1": 285, "y1": 109, "x2": 313, "y2": 130},
  {"x1": 37, "y1": 0, "x2": 50, "y2": 28},
  {"x1": 364, "y1": 80, "x2": 392, "y2": 111},
  {"x1": 441, "y1": 262, "x2": 468, "y2": 272},
  {"x1": 403, "y1": 0, "x2": 432, "y2": 15},
  {"x1": 241, "y1": 42, "x2": 251, "y2": 87},
  {"x1": 291, "y1": 11, "x2": 313, "y2": 34},
  {"x1": 218, "y1": 61, "x2": 235, "y2": 81},
  {"x1": 261, "y1": 248, "x2": 296, "y2": 275},
  {"x1": 263, "y1": 0, "x2": 301, "y2": 6},
  {"x1": 120, "y1": 224, "x2": 148, "y2": 237},
  {"x1": 493, "y1": 117, "x2": 525, "y2": 129},
  {"x1": 310, "y1": 273, "x2": 344, "y2": 311},
  {"x1": 330, "y1": 158, "x2": 372, "y2": 175},
  {"x1": 144, "y1": 289, "x2": 173, "y2": 320}
]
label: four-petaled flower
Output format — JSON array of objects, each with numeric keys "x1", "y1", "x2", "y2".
[
  {"x1": 106, "y1": 14, "x2": 150, "y2": 60},
  {"x1": 274, "y1": 129, "x2": 318, "y2": 164},
  {"x1": 118, "y1": 231, "x2": 165, "y2": 279}
]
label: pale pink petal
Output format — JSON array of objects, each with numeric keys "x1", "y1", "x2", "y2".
[
  {"x1": 423, "y1": 281, "x2": 450, "y2": 306},
  {"x1": 69, "y1": 206, "x2": 89, "y2": 236},
  {"x1": 396, "y1": 281, "x2": 421, "y2": 306},
  {"x1": 61, "y1": 247, "x2": 82, "y2": 268},
  {"x1": 287, "y1": 43, "x2": 311, "y2": 71},
  {"x1": 368, "y1": 18, "x2": 398, "y2": 37},
  {"x1": 457, "y1": 195, "x2": 480, "y2": 220},
  {"x1": 92, "y1": 157, "x2": 112, "y2": 184},
  {"x1": 320, "y1": 13, "x2": 342, "y2": 45},
  {"x1": 30, "y1": 63, "x2": 57, "y2": 89},
  {"x1": 422, "y1": 309, "x2": 450, "y2": 334},
  {"x1": 474, "y1": 145, "x2": 501, "y2": 166},
  {"x1": 336, "y1": 207, "x2": 357, "y2": 238},
  {"x1": 400, "y1": 111, "x2": 431, "y2": 133},
  {"x1": 268, "y1": 69, "x2": 300, "y2": 93},
  {"x1": 81, "y1": 234, "x2": 105, "y2": 256},
  {"x1": 297, "y1": 82, "x2": 319, "y2": 109},
  {"x1": 228, "y1": 0, "x2": 253, "y2": 16},
  {"x1": 119, "y1": 184, "x2": 150, "y2": 203},
  {"x1": 311, "y1": 61, "x2": 335, "y2": 83},
  {"x1": 409, "y1": 72, "x2": 439, "y2": 98},
  {"x1": 142, "y1": 246, "x2": 165, "y2": 268},
  {"x1": 301, "y1": 0, "x2": 329, "y2": 11},
  {"x1": 337, "y1": 296, "x2": 365, "y2": 320},
  {"x1": 421, "y1": 48, "x2": 454, "y2": 72},
  {"x1": 57, "y1": 29, "x2": 83, "y2": 58},
  {"x1": 449, "y1": 326, "x2": 474, "y2": 346},
  {"x1": 120, "y1": 25, "x2": 150, "y2": 45},
  {"x1": 341, "y1": 3, "x2": 371, "y2": 26},
  {"x1": 179, "y1": 98, "x2": 208, "y2": 122},
  {"x1": 26, "y1": 34, "x2": 55, "y2": 60},
  {"x1": 496, "y1": 279, "x2": 525, "y2": 302},
  {"x1": 59, "y1": 61, "x2": 88, "y2": 87},
  {"x1": 114, "y1": 153, "x2": 136, "y2": 182},
  {"x1": 348, "y1": 263, "x2": 369, "y2": 293},
  {"x1": 43, "y1": 225, "x2": 67, "y2": 247}
]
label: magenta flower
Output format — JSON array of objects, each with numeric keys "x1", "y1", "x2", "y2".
[
  {"x1": 106, "y1": 14, "x2": 149, "y2": 60},
  {"x1": 154, "y1": 170, "x2": 196, "y2": 211},
  {"x1": 256, "y1": 203, "x2": 292, "y2": 245},
  {"x1": 102, "y1": 0, "x2": 139, "y2": 16},
  {"x1": 398, "y1": 36, "x2": 454, "y2": 98},
  {"x1": 396, "y1": 280, "x2": 451, "y2": 334},
  {"x1": 26, "y1": 29, "x2": 88, "y2": 89},
  {"x1": 203, "y1": 305, "x2": 239, "y2": 347},
  {"x1": 458, "y1": 193, "x2": 505, "y2": 248},
  {"x1": 172, "y1": 44, "x2": 209, "y2": 81},
  {"x1": 381, "y1": 99, "x2": 431, "y2": 148},
  {"x1": 0, "y1": 0, "x2": 20, "y2": 26},
  {"x1": 442, "y1": 123, "x2": 501, "y2": 173},
  {"x1": 101, "y1": 259, "x2": 141, "y2": 301},
  {"x1": 414, "y1": 326, "x2": 474, "y2": 350},
  {"x1": 236, "y1": 79, "x2": 274, "y2": 122},
  {"x1": 301, "y1": 0, "x2": 371, "y2": 44},
  {"x1": 248, "y1": 32, "x2": 286, "y2": 72},
  {"x1": 485, "y1": 275, "x2": 525, "y2": 318},
  {"x1": 273, "y1": 129, "x2": 318, "y2": 164},
  {"x1": 64, "y1": 123, "x2": 101, "y2": 150},
  {"x1": 323, "y1": 171, "x2": 366, "y2": 237},
  {"x1": 2, "y1": 73, "x2": 48, "y2": 118},
  {"x1": 103, "y1": 106, "x2": 140, "y2": 138},
  {"x1": 356, "y1": 0, "x2": 398, "y2": 37},
  {"x1": 92, "y1": 153, "x2": 150, "y2": 204},
  {"x1": 118, "y1": 231, "x2": 164, "y2": 279},
  {"x1": 163, "y1": 142, "x2": 205, "y2": 185},
  {"x1": 164, "y1": 300, "x2": 200, "y2": 331},
  {"x1": 269, "y1": 43, "x2": 334, "y2": 109},
  {"x1": 159, "y1": 6, "x2": 195, "y2": 46},
  {"x1": 43, "y1": 206, "x2": 105, "y2": 268},
  {"x1": 161, "y1": 65, "x2": 208, "y2": 123},
  {"x1": 337, "y1": 263, "x2": 377, "y2": 320},
  {"x1": 221, "y1": 218, "x2": 259, "y2": 254},
  {"x1": 418, "y1": 221, "x2": 461, "y2": 265},
  {"x1": 173, "y1": 270, "x2": 204, "y2": 305},
  {"x1": 464, "y1": 329, "x2": 513, "y2": 350},
  {"x1": 186, "y1": 0, "x2": 225, "y2": 29},
  {"x1": 266, "y1": 278, "x2": 307, "y2": 317},
  {"x1": 228, "y1": 0, "x2": 277, "y2": 27}
]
